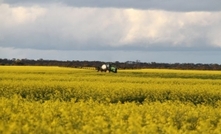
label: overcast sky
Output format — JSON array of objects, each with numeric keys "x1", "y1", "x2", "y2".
[{"x1": 1, "y1": 0, "x2": 221, "y2": 63}]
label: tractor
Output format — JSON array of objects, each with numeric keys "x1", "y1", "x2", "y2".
[{"x1": 97, "y1": 64, "x2": 117, "y2": 73}]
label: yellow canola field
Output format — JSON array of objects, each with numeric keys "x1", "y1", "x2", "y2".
[{"x1": 1, "y1": 66, "x2": 221, "y2": 133}]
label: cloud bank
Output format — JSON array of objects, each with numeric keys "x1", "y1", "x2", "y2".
[
  {"x1": 0, "y1": 3, "x2": 221, "y2": 51},
  {"x1": 3, "y1": 0, "x2": 221, "y2": 11},
  {"x1": 0, "y1": 1, "x2": 221, "y2": 63}
]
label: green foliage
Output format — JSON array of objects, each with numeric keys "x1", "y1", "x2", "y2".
[{"x1": 1, "y1": 66, "x2": 221, "y2": 133}]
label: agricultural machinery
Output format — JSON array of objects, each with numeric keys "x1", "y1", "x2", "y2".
[{"x1": 97, "y1": 64, "x2": 117, "y2": 73}]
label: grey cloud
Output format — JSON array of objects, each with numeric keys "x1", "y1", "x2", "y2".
[
  {"x1": 0, "y1": 4, "x2": 221, "y2": 51},
  {"x1": 1, "y1": 1, "x2": 221, "y2": 64},
  {"x1": 3, "y1": 0, "x2": 221, "y2": 11},
  {"x1": 1, "y1": 47, "x2": 221, "y2": 64}
]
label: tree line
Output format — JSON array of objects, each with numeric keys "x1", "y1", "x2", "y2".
[{"x1": 0, "y1": 58, "x2": 221, "y2": 70}]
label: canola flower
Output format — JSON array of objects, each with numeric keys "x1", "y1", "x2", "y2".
[{"x1": 1, "y1": 66, "x2": 221, "y2": 133}]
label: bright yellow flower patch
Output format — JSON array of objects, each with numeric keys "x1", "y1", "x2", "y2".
[{"x1": 1, "y1": 66, "x2": 221, "y2": 133}]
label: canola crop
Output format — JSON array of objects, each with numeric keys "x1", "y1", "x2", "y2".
[{"x1": 1, "y1": 66, "x2": 221, "y2": 133}]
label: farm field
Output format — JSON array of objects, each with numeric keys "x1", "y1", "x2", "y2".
[{"x1": 1, "y1": 66, "x2": 221, "y2": 133}]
